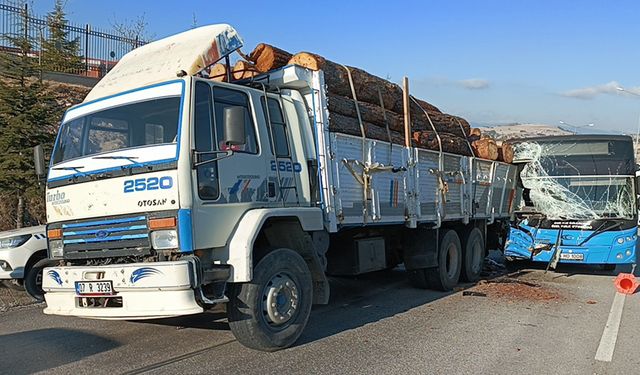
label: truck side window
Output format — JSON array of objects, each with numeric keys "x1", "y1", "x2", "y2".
[
  {"x1": 261, "y1": 97, "x2": 290, "y2": 157},
  {"x1": 194, "y1": 81, "x2": 219, "y2": 200},
  {"x1": 212, "y1": 87, "x2": 258, "y2": 154}
]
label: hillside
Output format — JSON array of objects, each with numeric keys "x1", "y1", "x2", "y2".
[{"x1": 478, "y1": 123, "x2": 572, "y2": 141}]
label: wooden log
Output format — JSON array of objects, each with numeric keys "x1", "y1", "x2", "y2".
[
  {"x1": 328, "y1": 112, "x2": 472, "y2": 155},
  {"x1": 472, "y1": 138, "x2": 499, "y2": 160},
  {"x1": 498, "y1": 142, "x2": 514, "y2": 163},
  {"x1": 289, "y1": 52, "x2": 432, "y2": 115},
  {"x1": 412, "y1": 131, "x2": 473, "y2": 156},
  {"x1": 247, "y1": 43, "x2": 293, "y2": 72},
  {"x1": 328, "y1": 94, "x2": 468, "y2": 137},
  {"x1": 232, "y1": 60, "x2": 260, "y2": 80},
  {"x1": 208, "y1": 63, "x2": 227, "y2": 82}
]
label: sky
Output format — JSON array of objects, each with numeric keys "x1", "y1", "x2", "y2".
[{"x1": 29, "y1": 0, "x2": 640, "y2": 133}]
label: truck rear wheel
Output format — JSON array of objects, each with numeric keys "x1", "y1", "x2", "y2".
[
  {"x1": 227, "y1": 248, "x2": 313, "y2": 351},
  {"x1": 461, "y1": 228, "x2": 484, "y2": 282},
  {"x1": 425, "y1": 229, "x2": 462, "y2": 291}
]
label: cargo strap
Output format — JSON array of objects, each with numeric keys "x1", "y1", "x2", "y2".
[
  {"x1": 342, "y1": 159, "x2": 405, "y2": 223},
  {"x1": 412, "y1": 97, "x2": 446, "y2": 218},
  {"x1": 377, "y1": 87, "x2": 393, "y2": 164},
  {"x1": 456, "y1": 118, "x2": 475, "y2": 157},
  {"x1": 342, "y1": 64, "x2": 369, "y2": 220}
]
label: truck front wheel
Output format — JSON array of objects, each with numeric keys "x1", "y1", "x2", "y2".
[{"x1": 227, "y1": 248, "x2": 313, "y2": 351}]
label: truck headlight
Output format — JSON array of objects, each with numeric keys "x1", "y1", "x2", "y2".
[
  {"x1": 49, "y1": 240, "x2": 63, "y2": 258},
  {"x1": 150, "y1": 230, "x2": 178, "y2": 250},
  {"x1": 0, "y1": 234, "x2": 31, "y2": 249}
]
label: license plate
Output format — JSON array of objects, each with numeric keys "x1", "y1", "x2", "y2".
[
  {"x1": 560, "y1": 253, "x2": 584, "y2": 261},
  {"x1": 75, "y1": 281, "x2": 114, "y2": 296}
]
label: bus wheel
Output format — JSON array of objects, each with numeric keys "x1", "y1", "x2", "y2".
[
  {"x1": 425, "y1": 230, "x2": 462, "y2": 291},
  {"x1": 461, "y1": 228, "x2": 485, "y2": 282},
  {"x1": 227, "y1": 248, "x2": 313, "y2": 351}
]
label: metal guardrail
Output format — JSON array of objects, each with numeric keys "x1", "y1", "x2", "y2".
[{"x1": 0, "y1": 2, "x2": 147, "y2": 78}]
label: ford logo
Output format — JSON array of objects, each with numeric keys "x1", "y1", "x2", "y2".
[{"x1": 96, "y1": 230, "x2": 109, "y2": 239}]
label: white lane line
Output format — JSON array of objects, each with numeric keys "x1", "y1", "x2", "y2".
[{"x1": 594, "y1": 292, "x2": 626, "y2": 362}]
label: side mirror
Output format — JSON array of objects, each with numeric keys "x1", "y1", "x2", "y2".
[
  {"x1": 33, "y1": 144, "x2": 46, "y2": 178},
  {"x1": 223, "y1": 106, "x2": 246, "y2": 147}
]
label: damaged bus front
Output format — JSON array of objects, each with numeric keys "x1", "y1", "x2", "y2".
[{"x1": 505, "y1": 135, "x2": 637, "y2": 268}]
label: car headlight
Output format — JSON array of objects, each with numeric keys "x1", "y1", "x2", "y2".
[
  {"x1": 150, "y1": 230, "x2": 178, "y2": 250},
  {"x1": 0, "y1": 234, "x2": 31, "y2": 249},
  {"x1": 49, "y1": 240, "x2": 63, "y2": 258}
]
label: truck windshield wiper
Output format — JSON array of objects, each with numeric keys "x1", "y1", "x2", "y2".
[
  {"x1": 92, "y1": 155, "x2": 139, "y2": 164},
  {"x1": 51, "y1": 166, "x2": 85, "y2": 174}
]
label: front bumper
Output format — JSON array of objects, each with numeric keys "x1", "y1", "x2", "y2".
[
  {"x1": 0, "y1": 247, "x2": 30, "y2": 280},
  {"x1": 43, "y1": 259, "x2": 203, "y2": 319}
]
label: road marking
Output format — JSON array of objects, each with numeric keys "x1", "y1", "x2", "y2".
[{"x1": 594, "y1": 292, "x2": 626, "y2": 362}]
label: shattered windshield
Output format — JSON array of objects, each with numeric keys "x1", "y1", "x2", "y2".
[
  {"x1": 52, "y1": 97, "x2": 181, "y2": 164},
  {"x1": 515, "y1": 139, "x2": 636, "y2": 220}
]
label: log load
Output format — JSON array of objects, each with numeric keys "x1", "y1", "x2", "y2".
[
  {"x1": 328, "y1": 94, "x2": 468, "y2": 138},
  {"x1": 412, "y1": 131, "x2": 473, "y2": 156},
  {"x1": 289, "y1": 52, "x2": 418, "y2": 115},
  {"x1": 471, "y1": 138, "x2": 499, "y2": 161},
  {"x1": 247, "y1": 43, "x2": 293, "y2": 72},
  {"x1": 328, "y1": 112, "x2": 472, "y2": 156}
]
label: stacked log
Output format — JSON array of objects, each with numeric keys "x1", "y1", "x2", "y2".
[{"x1": 207, "y1": 43, "x2": 506, "y2": 161}]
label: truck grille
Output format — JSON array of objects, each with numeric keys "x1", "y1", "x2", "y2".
[{"x1": 61, "y1": 215, "x2": 151, "y2": 259}]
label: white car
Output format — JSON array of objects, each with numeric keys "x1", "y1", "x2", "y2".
[{"x1": 0, "y1": 225, "x2": 47, "y2": 300}]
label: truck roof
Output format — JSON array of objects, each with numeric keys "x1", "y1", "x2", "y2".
[{"x1": 84, "y1": 24, "x2": 243, "y2": 103}]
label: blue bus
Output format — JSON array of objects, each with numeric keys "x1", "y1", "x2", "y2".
[{"x1": 505, "y1": 135, "x2": 637, "y2": 269}]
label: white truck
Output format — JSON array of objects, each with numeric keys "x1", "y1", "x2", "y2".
[{"x1": 34, "y1": 24, "x2": 518, "y2": 351}]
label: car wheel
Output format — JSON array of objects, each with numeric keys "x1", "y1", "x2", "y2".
[{"x1": 24, "y1": 256, "x2": 46, "y2": 302}]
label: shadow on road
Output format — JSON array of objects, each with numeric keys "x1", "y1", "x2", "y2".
[
  {"x1": 296, "y1": 268, "x2": 453, "y2": 346},
  {"x1": 143, "y1": 311, "x2": 229, "y2": 331},
  {"x1": 0, "y1": 328, "x2": 120, "y2": 374},
  {"x1": 506, "y1": 259, "x2": 633, "y2": 279}
]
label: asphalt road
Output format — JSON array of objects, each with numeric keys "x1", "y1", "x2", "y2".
[{"x1": 1, "y1": 263, "x2": 639, "y2": 375}]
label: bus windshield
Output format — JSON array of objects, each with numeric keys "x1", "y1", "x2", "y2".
[{"x1": 515, "y1": 137, "x2": 636, "y2": 220}]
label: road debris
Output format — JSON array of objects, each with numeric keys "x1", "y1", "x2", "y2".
[
  {"x1": 470, "y1": 277, "x2": 563, "y2": 302},
  {"x1": 462, "y1": 291, "x2": 487, "y2": 297}
]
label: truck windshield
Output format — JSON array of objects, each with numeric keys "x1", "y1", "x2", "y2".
[{"x1": 52, "y1": 97, "x2": 181, "y2": 164}]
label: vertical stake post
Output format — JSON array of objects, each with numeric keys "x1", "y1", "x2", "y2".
[{"x1": 403, "y1": 76, "x2": 411, "y2": 147}]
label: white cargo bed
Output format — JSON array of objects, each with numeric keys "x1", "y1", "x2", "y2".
[{"x1": 250, "y1": 65, "x2": 519, "y2": 232}]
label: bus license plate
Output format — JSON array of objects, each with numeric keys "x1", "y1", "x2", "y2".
[
  {"x1": 560, "y1": 253, "x2": 584, "y2": 261},
  {"x1": 75, "y1": 281, "x2": 114, "y2": 295}
]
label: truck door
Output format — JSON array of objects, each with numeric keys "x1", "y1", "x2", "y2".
[
  {"x1": 191, "y1": 81, "x2": 269, "y2": 249},
  {"x1": 261, "y1": 95, "x2": 300, "y2": 206}
]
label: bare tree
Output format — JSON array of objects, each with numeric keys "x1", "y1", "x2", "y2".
[{"x1": 110, "y1": 14, "x2": 155, "y2": 48}]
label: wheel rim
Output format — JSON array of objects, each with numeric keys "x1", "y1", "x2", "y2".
[
  {"x1": 446, "y1": 243, "x2": 459, "y2": 279},
  {"x1": 471, "y1": 241, "x2": 483, "y2": 273},
  {"x1": 262, "y1": 272, "x2": 300, "y2": 328}
]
